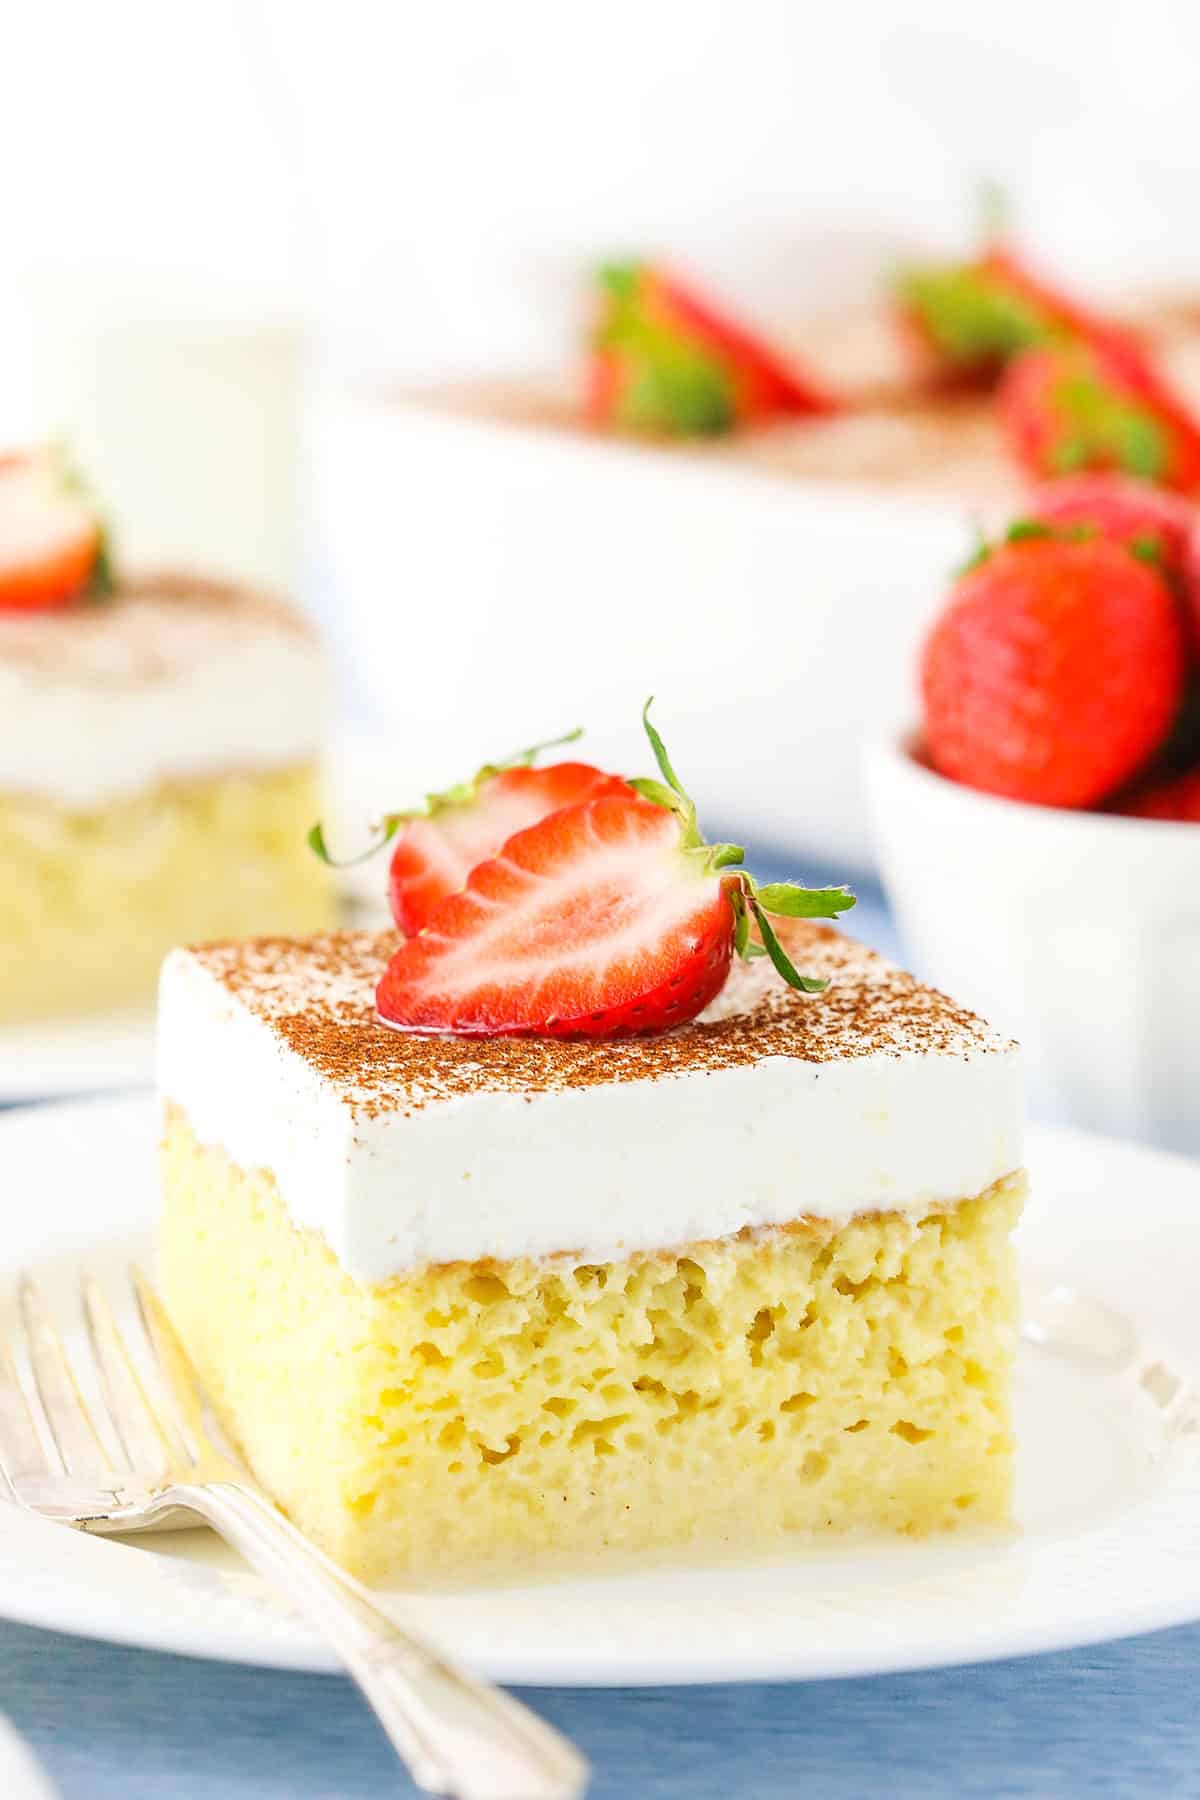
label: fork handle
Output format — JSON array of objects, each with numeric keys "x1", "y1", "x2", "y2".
[{"x1": 155, "y1": 1480, "x2": 587, "y2": 1800}]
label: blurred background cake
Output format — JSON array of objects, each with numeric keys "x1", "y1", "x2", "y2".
[{"x1": 0, "y1": 453, "x2": 330, "y2": 1021}]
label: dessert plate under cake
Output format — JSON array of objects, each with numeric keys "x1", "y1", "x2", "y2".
[{"x1": 1, "y1": 1093, "x2": 1197, "y2": 1684}]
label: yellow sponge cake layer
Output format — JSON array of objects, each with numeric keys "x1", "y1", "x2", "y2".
[
  {"x1": 162, "y1": 1103, "x2": 1023, "y2": 1587},
  {"x1": 0, "y1": 766, "x2": 332, "y2": 1020}
]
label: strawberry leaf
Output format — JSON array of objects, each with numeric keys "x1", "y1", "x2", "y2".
[
  {"x1": 55, "y1": 447, "x2": 115, "y2": 602},
  {"x1": 621, "y1": 357, "x2": 735, "y2": 436},
  {"x1": 977, "y1": 175, "x2": 1012, "y2": 242},
  {"x1": 1005, "y1": 518, "x2": 1056, "y2": 545},
  {"x1": 307, "y1": 815, "x2": 404, "y2": 868},
  {"x1": 641, "y1": 697, "x2": 690, "y2": 802},
  {"x1": 754, "y1": 881, "x2": 857, "y2": 918},
  {"x1": 635, "y1": 700, "x2": 855, "y2": 987},
  {"x1": 310, "y1": 727, "x2": 584, "y2": 865},
  {"x1": 1129, "y1": 531, "x2": 1166, "y2": 569},
  {"x1": 892, "y1": 262, "x2": 1051, "y2": 368},
  {"x1": 598, "y1": 261, "x2": 642, "y2": 304},
  {"x1": 628, "y1": 776, "x2": 685, "y2": 814},
  {"x1": 480, "y1": 727, "x2": 583, "y2": 780},
  {"x1": 428, "y1": 727, "x2": 583, "y2": 815},
  {"x1": 88, "y1": 527, "x2": 116, "y2": 600},
  {"x1": 731, "y1": 886, "x2": 750, "y2": 958},
  {"x1": 1050, "y1": 368, "x2": 1171, "y2": 483},
  {"x1": 748, "y1": 898, "x2": 830, "y2": 994}
]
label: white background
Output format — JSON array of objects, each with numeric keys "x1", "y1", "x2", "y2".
[{"x1": 4, "y1": 0, "x2": 1200, "y2": 403}]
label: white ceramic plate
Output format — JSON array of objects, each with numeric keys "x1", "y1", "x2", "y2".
[
  {"x1": 0, "y1": 1010, "x2": 157, "y2": 1106},
  {"x1": 1, "y1": 1094, "x2": 1198, "y2": 1686}
]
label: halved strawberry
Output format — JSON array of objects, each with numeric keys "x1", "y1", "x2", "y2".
[
  {"x1": 378, "y1": 795, "x2": 736, "y2": 1036},
  {"x1": 645, "y1": 267, "x2": 842, "y2": 419},
  {"x1": 375, "y1": 703, "x2": 856, "y2": 1038},
  {"x1": 0, "y1": 450, "x2": 107, "y2": 612},
  {"x1": 1000, "y1": 341, "x2": 1200, "y2": 494},
  {"x1": 387, "y1": 755, "x2": 636, "y2": 936},
  {"x1": 588, "y1": 262, "x2": 842, "y2": 437},
  {"x1": 892, "y1": 232, "x2": 1140, "y2": 392},
  {"x1": 308, "y1": 730, "x2": 634, "y2": 934}
]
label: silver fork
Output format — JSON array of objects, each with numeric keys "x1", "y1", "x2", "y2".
[{"x1": 0, "y1": 1269, "x2": 588, "y2": 1800}]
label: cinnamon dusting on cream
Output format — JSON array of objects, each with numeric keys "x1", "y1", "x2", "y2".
[{"x1": 185, "y1": 923, "x2": 1014, "y2": 1123}]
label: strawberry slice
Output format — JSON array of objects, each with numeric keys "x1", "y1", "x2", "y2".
[
  {"x1": 308, "y1": 730, "x2": 635, "y2": 936},
  {"x1": 1000, "y1": 340, "x2": 1200, "y2": 494},
  {"x1": 378, "y1": 795, "x2": 737, "y2": 1036},
  {"x1": 646, "y1": 268, "x2": 842, "y2": 419},
  {"x1": 387, "y1": 755, "x2": 635, "y2": 936},
  {"x1": 0, "y1": 450, "x2": 107, "y2": 612},
  {"x1": 976, "y1": 245, "x2": 1131, "y2": 355},
  {"x1": 375, "y1": 703, "x2": 856, "y2": 1038},
  {"x1": 892, "y1": 240, "x2": 1135, "y2": 390},
  {"x1": 588, "y1": 262, "x2": 842, "y2": 437}
]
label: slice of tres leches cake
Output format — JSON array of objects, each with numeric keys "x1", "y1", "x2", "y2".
[
  {"x1": 158, "y1": 920, "x2": 1023, "y2": 1586},
  {"x1": 158, "y1": 708, "x2": 1024, "y2": 1586}
]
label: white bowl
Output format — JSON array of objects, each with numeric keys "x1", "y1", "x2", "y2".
[
  {"x1": 309, "y1": 384, "x2": 987, "y2": 871},
  {"x1": 865, "y1": 734, "x2": 1200, "y2": 1156}
]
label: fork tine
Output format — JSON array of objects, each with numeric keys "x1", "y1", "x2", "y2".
[
  {"x1": 0, "y1": 1338, "x2": 48, "y2": 1496},
  {"x1": 130, "y1": 1267, "x2": 207, "y2": 1465},
  {"x1": 81, "y1": 1277, "x2": 175, "y2": 1479},
  {"x1": 18, "y1": 1276, "x2": 112, "y2": 1478}
]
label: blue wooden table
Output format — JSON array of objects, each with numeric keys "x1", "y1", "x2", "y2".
[
  {"x1": 4, "y1": 872, "x2": 1197, "y2": 1797},
  {"x1": 4, "y1": 1616, "x2": 1198, "y2": 1797}
]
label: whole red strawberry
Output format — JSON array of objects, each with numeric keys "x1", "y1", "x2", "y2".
[
  {"x1": 375, "y1": 703, "x2": 856, "y2": 1038},
  {"x1": 921, "y1": 532, "x2": 1186, "y2": 808},
  {"x1": 1000, "y1": 342, "x2": 1200, "y2": 494},
  {"x1": 1114, "y1": 766, "x2": 1200, "y2": 821},
  {"x1": 1026, "y1": 473, "x2": 1200, "y2": 654},
  {"x1": 589, "y1": 262, "x2": 842, "y2": 437}
]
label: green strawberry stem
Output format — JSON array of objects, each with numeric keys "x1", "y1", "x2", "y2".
[
  {"x1": 960, "y1": 517, "x2": 1169, "y2": 580},
  {"x1": 632, "y1": 698, "x2": 855, "y2": 992},
  {"x1": 893, "y1": 262, "x2": 1053, "y2": 368},
  {"x1": 976, "y1": 176, "x2": 1012, "y2": 244},
  {"x1": 56, "y1": 445, "x2": 115, "y2": 602},
  {"x1": 88, "y1": 527, "x2": 116, "y2": 600},
  {"x1": 307, "y1": 727, "x2": 584, "y2": 867}
]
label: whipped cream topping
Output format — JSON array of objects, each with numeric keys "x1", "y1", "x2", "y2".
[
  {"x1": 158, "y1": 926, "x2": 1024, "y2": 1282},
  {"x1": 0, "y1": 575, "x2": 325, "y2": 806}
]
